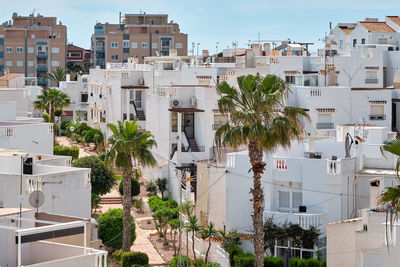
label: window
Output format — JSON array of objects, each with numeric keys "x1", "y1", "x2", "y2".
[
  {"x1": 5, "y1": 61, "x2": 12, "y2": 66},
  {"x1": 353, "y1": 39, "x2": 357, "y2": 47},
  {"x1": 123, "y1": 40, "x2": 130, "y2": 48},
  {"x1": 278, "y1": 191, "x2": 302, "y2": 212},
  {"x1": 6, "y1": 47, "x2": 12, "y2": 53},
  {"x1": 51, "y1": 60, "x2": 60, "y2": 67},
  {"x1": 16, "y1": 61, "x2": 23, "y2": 67},
  {"x1": 130, "y1": 90, "x2": 142, "y2": 108},
  {"x1": 285, "y1": 76, "x2": 295, "y2": 84},
  {"x1": 51, "y1": 47, "x2": 59, "y2": 53},
  {"x1": 361, "y1": 38, "x2": 365, "y2": 45},
  {"x1": 31, "y1": 34, "x2": 35, "y2": 39},
  {"x1": 141, "y1": 42, "x2": 148, "y2": 48},
  {"x1": 339, "y1": 40, "x2": 343, "y2": 49},
  {"x1": 365, "y1": 70, "x2": 378, "y2": 83},
  {"x1": 68, "y1": 52, "x2": 81, "y2": 57},
  {"x1": 111, "y1": 42, "x2": 119, "y2": 48},
  {"x1": 28, "y1": 47, "x2": 34, "y2": 53},
  {"x1": 111, "y1": 54, "x2": 119, "y2": 61},
  {"x1": 152, "y1": 42, "x2": 158, "y2": 49},
  {"x1": 176, "y1": 43, "x2": 183, "y2": 49},
  {"x1": 370, "y1": 104, "x2": 385, "y2": 120},
  {"x1": 378, "y1": 38, "x2": 387, "y2": 44},
  {"x1": 16, "y1": 47, "x2": 23, "y2": 53},
  {"x1": 171, "y1": 112, "x2": 177, "y2": 132},
  {"x1": 161, "y1": 38, "x2": 172, "y2": 51},
  {"x1": 155, "y1": 30, "x2": 159, "y2": 34},
  {"x1": 131, "y1": 42, "x2": 138, "y2": 48}
]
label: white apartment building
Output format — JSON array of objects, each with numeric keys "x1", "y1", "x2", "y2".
[
  {"x1": 59, "y1": 74, "x2": 89, "y2": 121},
  {"x1": 0, "y1": 208, "x2": 106, "y2": 267},
  {"x1": 0, "y1": 149, "x2": 91, "y2": 219},
  {"x1": 0, "y1": 101, "x2": 53, "y2": 154}
]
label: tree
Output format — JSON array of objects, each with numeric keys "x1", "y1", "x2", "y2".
[
  {"x1": 380, "y1": 138, "x2": 400, "y2": 246},
  {"x1": 185, "y1": 215, "x2": 201, "y2": 266},
  {"x1": 181, "y1": 201, "x2": 195, "y2": 219},
  {"x1": 84, "y1": 128, "x2": 104, "y2": 150},
  {"x1": 34, "y1": 88, "x2": 71, "y2": 144},
  {"x1": 169, "y1": 219, "x2": 181, "y2": 255},
  {"x1": 200, "y1": 222, "x2": 221, "y2": 263},
  {"x1": 156, "y1": 178, "x2": 168, "y2": 198},
  {"x1": 146, "y1": 181, "x2": 158, "y2": 195},
  {"x1": 106, "y1": 120, "x2": 157, "y2": 252},
  {"x1": 46, "y1": 66, "x2": 67, "y2": 86},
  {"x1": 118, "y1": 178, "x2": 141, "y2": 197},
  {"x1": 91, "y1": 193, "x2": 101, "y2": 215},
  {"x1": 73, "y1": 156, "x2": 116, "y2": 195},
  {"x1": 214, "y1": 74, "x2": 309, "y2": 266}
]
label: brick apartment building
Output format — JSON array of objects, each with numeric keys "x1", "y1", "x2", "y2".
[
  {"x1": 67, "y1": 43, "x2": 91, "y2": 74},
  {"x1": 91, "y1": 13, "x2": 188, "y2": 67},
  {"x1": 0, "y1": 12, "x2": 67, "y2": 87}
]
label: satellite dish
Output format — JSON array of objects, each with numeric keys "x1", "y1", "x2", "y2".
[{"x1": 29, "y1": 190, "x2": 45, "y2": 209}]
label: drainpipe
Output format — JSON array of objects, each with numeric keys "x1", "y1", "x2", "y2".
[
  {"x1": 149, "y1": 33, "x2": 152, "y2": 57},
  {"x1": 24, "y1": 37, "x2": 27, "y2": 77},
  {"x1": 353, "y1": 175, "x2": 359, "y2": 218}
]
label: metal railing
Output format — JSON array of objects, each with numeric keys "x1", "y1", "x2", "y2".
[
  {"x1": 316, "y1": 122, "x2": 334, "y2": 129},
  {"x1": 369, "y1": 114, "x2": 386, "y2": 120}
]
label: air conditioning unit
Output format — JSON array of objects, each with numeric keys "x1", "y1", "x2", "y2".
[
  {"x1": 190, "y1": 97, "x2": 197, "y2": 107},
  {"x1": 171, "y1": 99, "x2": 180, "y2": 107}
]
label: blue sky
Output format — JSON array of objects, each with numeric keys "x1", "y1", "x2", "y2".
[{"x1": 1, "y1": 0, "x2": 400, "y2": 53}]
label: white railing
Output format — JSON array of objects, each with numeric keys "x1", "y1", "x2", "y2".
[
  {"x1": 309, "y1": 88, "x2": 321, "y2": 96},
  {"x1": 264, "y1": 211, "x2": 326, "y2": 229},
  {"x1": 274, "y1": 158, "x2": 287, "y2": 171},
  {"x1": 327, "y1": 159, "x2": 341, "y2": 175},
  {"x1": 1, "y1": 127, "x2": 15, "y2": 138},
  {"x1": 89, "y1": 248, "x2": 108, "y2": 267}
]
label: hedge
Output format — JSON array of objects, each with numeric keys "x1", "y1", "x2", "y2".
[
  {"x1": 60, "y1": 121, "x2": 71, "y2": 130},
  {"x1": 98, "y1": 209, "x2": 136, "y2": 250},
  {"x1": 169, "y1": 255, "x2": 191, "y2": 267},
  {"x1": 121, "y1": 252, "x2": 149, "y2": 267},
  {"x1": 290, "y1": 258, "x2": 325, "y2": 267},
  {"x1": 84, "y1": 128, "x2": 104, "y2": 144},
  {"x1": 53, "y1": 144, "x2": 79, "y2": 160},
  {"x1": 119, "y1": 178, "x2": 141, "y2": 197},
  {"x1": 228, "y1": 245, "x2": 244, "y2": 266}
]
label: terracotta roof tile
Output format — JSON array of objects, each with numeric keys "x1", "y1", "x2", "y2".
[
  {"x1": 0, "y1": 73, "x2": 23, "y2": 81},
  {"x1": 359, "y1": 21, "x2": 395, "y2": 32},
  {"x1": 387, "y1": 16, "x2": 400, "y2": 26}
]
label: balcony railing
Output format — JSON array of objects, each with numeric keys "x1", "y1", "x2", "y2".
[
  {"x1": 365, "y1": 78, "x2": 378, "y2": 84},
  {"x1": 182, "y1": 145, "x2": 205, "y2": 152},
  {"x1": 316, "y1": 122, "x2": 334, "y2": 129},
  {"x1": 264, "y1": 211, "x2": 326, "y2": 229},
  {"x1": 274, "y1": 158, "x2": 287, "y2": 171},
  {"x1": 95, "y1": 46, "x2": 105, "y2": 52},
  {"x1": 36, "y1": 51, "x2": 48, "y2": 58},
  {"x1": 369, "y1": 114, "x2": 386, "y2": 121}
]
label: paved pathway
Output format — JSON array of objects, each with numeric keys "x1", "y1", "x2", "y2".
[{"x1": 55, "y1": 136, "x2": 95, "y2": 157}]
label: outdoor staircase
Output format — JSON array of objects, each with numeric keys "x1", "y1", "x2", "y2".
[
  {"x1": 188, "y1": 138, "x2": 199, "y2": 152},
  {"x1": 136, "y1": 110, "x2": 146, "y2": 121},
  {"x1": 99, "y1": 197, "x2": 122, "y2": 205}
]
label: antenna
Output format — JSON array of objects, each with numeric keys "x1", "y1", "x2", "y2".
[{"x1": 29, "y1": 190, "x2": 45, "y2": 213}]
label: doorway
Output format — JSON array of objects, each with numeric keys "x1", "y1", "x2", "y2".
[{"x1": 184, "y1": 113, "x2": 194, "y2": 139}]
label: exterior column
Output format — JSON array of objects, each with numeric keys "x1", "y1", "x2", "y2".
[
  {"x1": 126, "y1": 90, "x2": 130, "y2": 121},
  {"x1": 177, "y1": 112, "x2": 182, "y2": 166}
]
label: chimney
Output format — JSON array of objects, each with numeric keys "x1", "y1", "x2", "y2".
[{"x1": 369, "y1": 177, "x2": 383, "y2": 208}]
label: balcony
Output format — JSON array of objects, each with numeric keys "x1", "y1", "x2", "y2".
[
  {"x1": 36, "y1": 64, "x2": 48, "y2": 72},
  {"x1": 37, "y1": 80, "x2": 48, "y2": 85},
  {"x1": 264, "y1": 211, "x2": 326, "y2": 229},
  {"x1": 316, "y1": 122, "x2": 334, "y2": 129},
  {"x1": 369, "y1": 114, "x2": 386, "y2": 121},
  {"x1": 95, "y1": 46, "x2": 105, "y2": 52},
  {"x1": 36, "y1": 51, "x2": 48, "y2": 58},
  {"x1": 365, "y1": 78, "x2": 378, "y2": 84}
]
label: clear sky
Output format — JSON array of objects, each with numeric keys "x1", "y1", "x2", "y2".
[{"x1": 1, "y1": 0, "x2": 400, "y2": 53}]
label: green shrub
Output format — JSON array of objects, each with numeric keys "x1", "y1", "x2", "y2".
[
  {"x1": 112, "y1": 249, "x2": 123, "y2": 262},
  {"x1": 84, "y1": 128, "x2": 104, "y2": 144},
  {"x1": 221, "y1": 230, "x2": 241, "y2": 251},
  {"x1": 121, "y1": 252, "x2": 149, "y2": 267},
  {"x1": 61, "y1": 121, "x2": 71, "y2": 130},
  {"x1": 119, "y1": 178, "x2": 141, "y2": 197},
  {"x1": 73, "y1": 156, "x2": 116, "y2": 195},
  {"x1": 134, "y1": 198, "x2": 144, "y2": 211},
  {"x1": 264, "y1": 256, "x2": 284, "y2": 267},
  {"x1": 234, "y1": 252, "x2": 254, "y2": 267},
  {"x1": 43, "y1": 113, "x2": 50, "y2": 122},
  {"x1": 97, "y1": 209, "x2": 135, "y2": 250},
  {"x1": 53, "y1": 144, "x2": 79, "y2": 160},
  {"x1": 168, "y1": 255, "x2": 191, "y2": 267},
  {"x1": 228, "y1": 245, "x2": 244, "y2": 266},
  {"x1": 203, "y1": 263, "x2": 221, "y2": 267},
  {"x1": 98, "y1": 153, "x2": 106, "y2": 162},
  {"x1": 54, "y1": 123, "x2": 60, "y2": 136},
  {"x1": 320, "y1": 259, "x2": 326, "y2": 267},
  {"x1": 145, "y1": 181, "x2": 158, "y2": 195},
  {"x1": 290, "y1": 258, "x2": 322, "y2": 267}
]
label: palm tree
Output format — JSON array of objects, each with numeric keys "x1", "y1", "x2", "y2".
[
  {"x1": 185, "y1": 215, "x2": 201, "y2": 266},
  {"x1": 106, "y1": 120, "x2": 157, "y2": 251},
  {"x1": 200, "y1": 221, "x2": 220, "y2": 263},
  {"x1": 380, "y1": 139, "x2": 400, "y2": 245},
  {"x1": 215, "y1": 74, "x2": 309, "y2": 266},
  {"x1": 46, "y1": 66, "x2": 67, "y2": 86},
  {"x1": 34, "y1": 88, "x2": 71, "y2": 144}
]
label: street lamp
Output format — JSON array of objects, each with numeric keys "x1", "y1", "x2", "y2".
[{"x1": 184, "y1": 220, "x2": 190, "y2": 267}]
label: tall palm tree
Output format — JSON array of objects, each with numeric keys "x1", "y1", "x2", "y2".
[
  {"x1": 380, "y1": 139, "x2": 400, "y2": 246},
  {"x1": 185, "y1": 215, "x2": 201, "y2": 266},
  {"x1": 215, "y1": 74, "x2": 309, "y2": 266},
  {"x1": 106, "y1": 120, "x2": 157, "y2": 251},
  {"x1": 46, "y1": 66, "x2": 67, "y2": 86},
  {"x1": 34, "y1": 88, "x2": 71, "y2": 144},
  {"x1": 200, "y1": 221, "x2": 220, "y2": 263}
]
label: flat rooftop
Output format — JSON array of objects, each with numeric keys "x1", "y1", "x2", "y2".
[
  {"x1": 0, "y1": 121, "x2": 43, "y2": 126},
  {"x1": 0, "y1": 208, "x2": 32, "y2": 217},
  {"x1": 0, "y1": 73, "x2": 23, "y2": 81}
]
